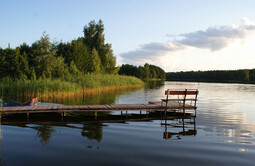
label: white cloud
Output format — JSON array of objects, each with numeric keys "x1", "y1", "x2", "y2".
[
  {"x1": 120, "y1": 17, "x2": 255, "y2": 67},
  {"x1": 178, "y1": 17, "x2": 255, "y2": 51}
]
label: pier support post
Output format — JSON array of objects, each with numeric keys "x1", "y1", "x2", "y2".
[
  {"x1": 93, "y1": 111, "x2": 97, "y2": 120},
  {"x1": 60, "y1": 112, "x2": 64, "y2": 121},
  {"x1": 193, "y1": 117, "x2": 196, "y2": 131},
  {"x1": 26, "y1": 112, "x2": 29, "y2": 121},
  {"x1": 182, "y1": 116, "x2": 185, "y2": 133}
]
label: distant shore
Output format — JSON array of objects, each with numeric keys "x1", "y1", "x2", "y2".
[{"x1": 166, "y1": 69, "x2": 255, "y2": 84}]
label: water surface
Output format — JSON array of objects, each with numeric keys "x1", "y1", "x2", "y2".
[{"x1": 1, "y1": 81, "x2": 255, "y2": 166}]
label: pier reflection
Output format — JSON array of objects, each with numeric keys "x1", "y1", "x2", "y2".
[{"x1": 1, "y1": 110, "x2": 197, "y2": 145}]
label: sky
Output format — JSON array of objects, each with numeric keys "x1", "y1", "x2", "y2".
[{"x1": 1, "y1": 0, "x2": 255, "y2": 72}]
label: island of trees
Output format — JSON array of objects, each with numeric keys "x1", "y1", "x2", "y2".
[
  {"x1": 118, "y1": 63, "x2": 165, "y2": 80},
  {"x1": 0, "y1": 20, "x2": 166, "y2": 99},
  {"x1": 166, "y1": 69, "x2": 255, "y2": 84}
]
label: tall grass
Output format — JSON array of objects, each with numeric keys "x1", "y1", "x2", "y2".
[{"x1": 0, "y1": 74, "x2": 144, "y2": 99}]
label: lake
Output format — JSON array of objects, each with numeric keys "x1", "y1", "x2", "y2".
[{"x1": 1, "y1": 81, "x2": 255, "y2": 166}]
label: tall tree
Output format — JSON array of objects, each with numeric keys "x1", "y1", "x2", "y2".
[
  {"x1": 83, "y1": 20, "x2": 118, "y2": 74},
  {"x1": 31, "y1": 32, "x2": 57, "y2": 77},
  {"x1": 87, "y1": 48, "x2": 101, "y2": 73},
  {"x1": 70, "y1": 38, "x2": 89, "y2": 73}
]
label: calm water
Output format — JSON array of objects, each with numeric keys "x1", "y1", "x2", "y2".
[{"x1": 1, "y1": 81, "x2": 255, "y2": 166}]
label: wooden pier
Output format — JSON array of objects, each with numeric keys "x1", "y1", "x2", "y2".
[{"x1": 1, "y1": 101, "x2": 197, "y2": 116}]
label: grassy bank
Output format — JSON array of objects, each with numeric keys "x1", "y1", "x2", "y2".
[{"x1": 0, "y1": 74, "x2": 144, "y2": 99}]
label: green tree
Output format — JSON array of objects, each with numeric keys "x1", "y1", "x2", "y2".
[
  {"x1": 19, "y1": 52, "x2": 30, "y2": 78},
  {"x1": 69, "y1": 61, "x2": 81, "y2": 77},
  {"x1": 83, "y1": 20, "x2": 117, "y2": 74},
  {"x1": 244, "y1": 70, "x2": 250, "y2": 81},
  {"x1": 118, "y1": 64, "x2": 139, "y2": 77},
  {"x1": 56, "y1": 42, "x2": 73, "y2": 64},
  {"x1": 70, "y1": 38, "x2": 89, "y2": 73},
  {"x1": 30, "y1": 67, "x2": 37, "y2": 81},
  {"x1": 31, "y1": 32, "x2": 57, "y2": 78},
  {"x1": 51, "y1": 56, "x2": 70, "y2": 78},
  {"x1": 87, "y1": 48, "x2": 101, "y2": 73}
]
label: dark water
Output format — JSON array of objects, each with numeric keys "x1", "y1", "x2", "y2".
[{"x1": 1, "y1": 81, "x2": 255, "y2": 166}]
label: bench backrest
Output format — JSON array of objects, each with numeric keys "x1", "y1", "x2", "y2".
[{"x1": 165, "y1": 89, "x2": 198, "y2": 96}]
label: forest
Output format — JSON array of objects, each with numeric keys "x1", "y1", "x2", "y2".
[
  {"x1": 0, "y1": 20, "x2": 118, "y2": 80},
  {"x1": 166, "y1": 69, "x2": 255, "y2": 84},
  {"x1": 118, "y1": 63, "x2": 165, "y2": 80}
]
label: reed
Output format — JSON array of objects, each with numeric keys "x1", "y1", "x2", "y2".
[{"x1": 0, "y1": 74, "x2": 144, "y2": 99}]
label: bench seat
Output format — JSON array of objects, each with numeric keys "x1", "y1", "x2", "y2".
[{"x1": 161, "y1": 98, "x2": 197, "y2": 101}]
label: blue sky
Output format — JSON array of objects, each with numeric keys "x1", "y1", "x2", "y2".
[{"x1": 1, "y1": 0, "x2": 255, "y2": 72}]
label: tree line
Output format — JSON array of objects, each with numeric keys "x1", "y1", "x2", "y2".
[
  {"x1": 118, "y1": 63, "x2": 166, "y2": 80},
  {"x1": 166, "y1": 69, "x2": 255, "y2": 83},
  {"x1": 0, "y1": 20, "x2": 118, "y2": 80}
]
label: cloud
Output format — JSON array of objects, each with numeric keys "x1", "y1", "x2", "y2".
[
  {"x1": 120, "y1": 42, "x2": 183, "y2": 65},
  {"x1": 120, "y1": 17, "x2": 255, "y2": 65},
  {"x1": 178, "y1": 17, "x2": 255, "y2": 51}
]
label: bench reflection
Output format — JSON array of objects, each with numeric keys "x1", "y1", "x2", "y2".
[{"x1": 161, "y1": 113, "x2": 196, "y2": 139}]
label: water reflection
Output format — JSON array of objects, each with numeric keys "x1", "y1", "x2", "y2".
[
  {"x1": 1, "y1": 111, "x2": 196, "y2": 145},
  {"x1": 30, "y1": 125, "x2": 56, "y2": 145},
  {"x1": 162, "y1": 116, "x2": 196, "y2": 140},
  {"x1": 81, "y1": 123, "x2": 103, "y2": 142},
  {"x1": 144, "y1": 80, "x2": 165, "y2": 90}
]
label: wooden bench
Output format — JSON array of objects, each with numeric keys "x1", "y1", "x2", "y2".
[{"x1": 161, "y1": 89, "x2": 199, "y2": 108}]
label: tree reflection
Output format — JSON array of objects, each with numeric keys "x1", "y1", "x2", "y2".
[
  {"x1": 81, "y1": 123, "x2": 103, "y2": 142},
  {"x1": 144, "y1": 80, "x2": 164, "y2": 90},
  {"x1": 31, "y1": 125, "x2": 56, "y2": 145}
]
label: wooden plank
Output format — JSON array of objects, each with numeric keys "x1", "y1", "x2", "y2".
[
  {"x1": 78, "y1": 105, "x2": 90, "y2": 110},
  {"x1": 114, "y1": 104, "x2": 127, "y2": 109},
  {"x1": 94, "y1": 105, "x2": 105, "y2": 109},
  {"x1": 57, "y1": 106, "x2": 67, "y2": 110},
  {"x1": 105, "y1": 105, "x2": 112, "y2": 109},
  {"x1": 110, "y1": 104, "x2": 118, "y2": 109}
]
